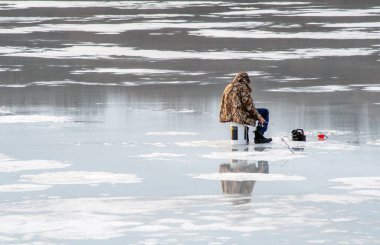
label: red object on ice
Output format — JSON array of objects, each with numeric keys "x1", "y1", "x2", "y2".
[{"x1": 318, "y1": 133, "x2": 327, "y2": 141}]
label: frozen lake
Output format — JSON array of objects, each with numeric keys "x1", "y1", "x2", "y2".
[{"x1": 0, "y1": 0, "x2": 379, "y2": 244}]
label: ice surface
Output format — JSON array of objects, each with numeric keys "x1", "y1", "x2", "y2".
[
  {"x1": 146, "y1": 131, "x2": 198, "y2": 136},
  {"x1": 201, "y1": 150, "x2": 304, "y2": 162},
  {"x1": 277, "y1": 77, "x2": 319, "y2": 82},
  {"x1": 0, "y1": 194, "x2": 374, "y2": 242},
  {"x1": 71, "y1": 68, "x2": 185, "y2": 75},
  {"x1": 281, "y1": 8, "x2": 380, "y2": 17},
  {"x1": 322, "y1": 22, "x2": 380, "y2": 28},
  {"x1": 362, "y1": 86, "x2": 380, "y2": 92},
  {"x1": 191, "y1": 173, "x2": 306, "y2": 181},
  {"x1": 0, "y1": 154, "x2": 70, "y2": 172},
  {"x1": 190, "y1": 29, "x2": 380, "y2": 40},
  {"x1": 0, "y1": 21, "x2": 271, "y2": 35},
  {"x1": 0, "y1": 16, "x2": 63, "y2": 23},
  {"x1": 290, "y1": 193, "x2": 377, "y2": 204},
  {"x1": 251, "y1": 2, "x2": 311, "y2": 6},
  {"x1": 0, "y1": 115, "x2": 69, "y2": 124},
  {"x1": 329, "y1": 177, "x2": 380, "y2": 190},
  {"x1": 0, "y1": 184, "x2": 51, "y2": 192},
  {"x1": 175, "y1": 140, "x2": 230, "y2": 148},
  {"x1": 0, "y1": 84, "x2": 27, "y2": 88},
  {"x1": 267, "y1": 85, "x2": 352, "y2": 93},
  {"x1": 20, "y1": 171, "x2": 142, "y2": 185},
  {"x1": 136, "y1": 152, "x2": 187, "y2": 161},
  {"x1": 0, "y1": 67, "x2": 21, "y2": 72},
  {"x1": 31, "y1": 80, "x2": 119, "y2": 86},
  {"x1": 367, "y1": 139, "x2": 380, "y2": 146},
  {"x1": 0, "y1": 1, "x2": 232, "y2": 10},
  {"x1": 306, "y1": 130, "x2": 352, "y2": 136},
  {"x1": 143, "y1": 142, "x2": 167, "y2": 147},
  {"x1": 3, "y1": 45, "x2": 376, "y2": 61},
  {"x1": 0, "y1": 107, "x2": 13, "y2": 115}
]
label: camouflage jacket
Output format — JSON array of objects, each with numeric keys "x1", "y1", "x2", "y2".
[{"x1": 219, "y1": 75, "x2": 262, "y2": 126}]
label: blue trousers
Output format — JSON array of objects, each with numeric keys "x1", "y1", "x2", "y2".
[{"x1": 256, "y1": 108, "x2": 269, "y2": 135}]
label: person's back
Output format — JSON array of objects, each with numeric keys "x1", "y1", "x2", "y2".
[
  {"x1": 220, "y1": 77, "x2": 255, "y2": 126},
  {"x1": 219, "y1": 72, "x2": 272, "y2": 144}
]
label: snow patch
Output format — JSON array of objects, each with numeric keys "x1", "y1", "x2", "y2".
[
  {"x1": 267, "y1": 85, "x2": 352, "y2": 93},
  {"x1": 145, "y1": 131, "x2": 198, "y2": 136},
  {"x1": 136, "y1": 152, "x2": 186, "y2": 160},
  {"x1": 190, "y1": 29, "x2": 380, "y2": 40},
  {"x1": 252, "y1": 2, "x2": 311, "y2": 6},
  {"x1": 20, "y1": 171, "x2": 142, "y2": 185},
  {"x1": 0, "y1": 154, "x2": 70, "y2": 172},
  {"x1": 367, "y1": 139, "x2": 380, "y2": 146},
  {"x1": 0, "y1": 107, "x2": 13, "y2": 115},
  {"x1": 3, "y1": 45, "x2": 376, "y2": 61},
  {"x1": 0, "y1": 184, "x2": 51, "y2": 192},
  {"x1": 0, "y1": 115, "x2": 69, "y2": 124},
  {"x1": 323, "y1": 22, "x2": 380, "y2": 28},
  {"x1": 175, "y1": 140, "x2": 230, "y2": 148},
  {"x1": 329, "y1": 177, "x2": 380, "y2": 190},
  {"x1": 0, "y1": 1, "x2": 231, "y2": 10},
  {"x1": 143, "y1": 142, "x2": 167, "y2": 147},
  {"x1": 71, "y1": 68, "x2": 184, "y2": 75},
  {"x1": 362, "y1": 86, "x2": 380, "y2": 92}
]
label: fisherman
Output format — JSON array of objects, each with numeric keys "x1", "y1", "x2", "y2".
[{"x1": 219, "y1": 72, "x2": 272, "y2": 144}]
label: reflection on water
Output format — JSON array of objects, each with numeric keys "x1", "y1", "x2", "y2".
[
  {"x1": 220, "y1": 161, "x2": 269, "y2": 195},
  {"x1": 220, "y1": 147, "x2": 269, "y2": 195}
]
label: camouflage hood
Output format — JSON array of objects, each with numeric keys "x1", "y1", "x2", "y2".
[{"x1": 231, "y1": 72, "x2": 252, "y2": 93}]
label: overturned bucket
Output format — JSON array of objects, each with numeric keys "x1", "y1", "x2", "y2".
[{"x1": 230, "y1": 122, "x2": 249, "y2": 145}]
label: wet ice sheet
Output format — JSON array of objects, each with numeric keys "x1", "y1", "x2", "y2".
[
  {"x1": 175, "y1": 140, "x2": 230, "y2": 148},
  {"x1": 145, "y1": 131, "x2": 199, "y2": 136},
  {"x1": 71, "y1": 68, "x2": 192, "y2": 75},
  {"x1": 20, "y1": 171, "x2": 142, "y2": 185},
  {"x1": 267, "y1": 85, "x2": 352, "y2": 93},
  {"x1": 268, "y1": 84, "x2": 380, "y2": 93},
  {"x1": 0, "y1": 107, "x2": 13, "y2": 115},
  {"x1": 0, "y1": 22, "x2": 271, "y2": 35},
  {"x1": 0, "y1": 154, "x2": 70, "y2": 172},
  {"x1": 201, "y1": 150, "x2": 304, "y2": 162},
  {"x1": 136, "y1": 152, "x2": 187, "y2": 161},
  {"x1": 216, "y1": 6, "x2": 380, "y2": 17},
  {"x1": 0, "y1": 184, "x2": 51, "y2": 192},
  {"x1": 190, "y1": 29, "x2": 380, "y2": 40},
  {"x1": 250, "y1": 2, "x2": 311, "y2": 6},
  {"x1": 2, "y1": 45, "x2": 376, "y2": 61},
  {"x1": 330, "y1": 177, "x2": 380, "y2": 191},
  {"x1": 0, "y1": 16, "x2": 64, "y2": 23},
  {"x1": 362, "y1": 86, "x2": 380, "y2": 92},
  {"x1": 191, "y1": 173, "x2": 306, "y2": 181},
  {"x1": 0, "y1": 191, "x2": 378, "y2": 243},
  {"x1": 0, "y1": 115, "x2": 69, "y2": 123},
  {"x1": 0, "y1": 1, "x2": 235, "y2": 10},
  {"x1": 367, "y1": 139, "x2": 380, "y2": 146}
]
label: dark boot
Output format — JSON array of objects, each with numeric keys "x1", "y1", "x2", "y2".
[{"x1": 254, "y1": 130, "x2": 272, "y2": 144}]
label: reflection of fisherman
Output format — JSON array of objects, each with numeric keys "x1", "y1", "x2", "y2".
[
  {"x1": 220, "y1": 161, "x2": 269, "y2": 194},
  {"x1": 219, "y1": 72, "x2": 272, "y2": 144}
]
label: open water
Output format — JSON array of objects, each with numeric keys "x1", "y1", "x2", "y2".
[{"x1": 0, "y1": 1, "x2": 379, "y2": 244}]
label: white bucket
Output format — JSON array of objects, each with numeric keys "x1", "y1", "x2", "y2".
[{"x1": 230, "y1": 122, "x2": 249, "y2": 145}]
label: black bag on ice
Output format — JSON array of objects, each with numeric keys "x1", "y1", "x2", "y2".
[{"x1": 292, "y1": 129, "x2": 306, "y2": 141}]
